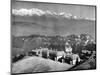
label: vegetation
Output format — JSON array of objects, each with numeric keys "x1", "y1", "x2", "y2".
[{"x1": 12, "y1": 34, "x2": 96, "y2": 71}]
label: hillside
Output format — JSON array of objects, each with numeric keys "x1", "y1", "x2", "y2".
[
  {"x1": 12, "y1": 34, "x2": 96, "y2": 57},
  {"x1": 12, "y1": 56, "x2": 73, "y2": 73}
]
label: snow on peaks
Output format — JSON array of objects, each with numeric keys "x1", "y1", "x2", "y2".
[
  {"x1": 12, "y1": 8, "x2": 73, "y2": 18},
  {"x1": 12, "y1": 8, "x2": 46, "y2": 16},
  {"x1": 12, "y1": 8, "x2": 95, "y2": 21}
]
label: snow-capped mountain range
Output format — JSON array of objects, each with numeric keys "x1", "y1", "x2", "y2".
[{"x1": 12, "y1": 8, "x2": 95, "y2": 21}]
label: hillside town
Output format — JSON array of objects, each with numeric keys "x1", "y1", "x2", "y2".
[{"x1": 12, "y1": 34, "x2": 96, "y2": 73}]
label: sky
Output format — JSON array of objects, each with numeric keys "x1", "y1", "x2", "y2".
[{"x1": 12, "y1": 0, "x2": 96, "y2": 20}]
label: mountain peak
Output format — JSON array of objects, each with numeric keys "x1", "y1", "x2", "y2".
[{"x1": 12, "y1": 8, "x2": 95, "y2": 21}]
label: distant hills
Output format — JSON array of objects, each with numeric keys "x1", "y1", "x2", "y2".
[{"x1": 11, "y1": 14, "x2": 95, "y2": 39}]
